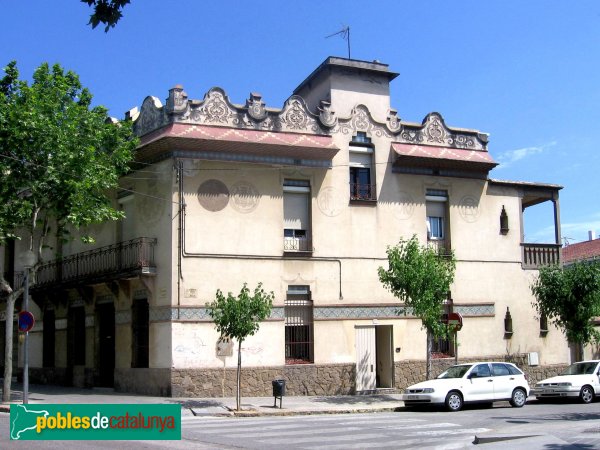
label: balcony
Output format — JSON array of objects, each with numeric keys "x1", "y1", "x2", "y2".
[
  {"x1": 427, "y1": 239, "x2": 452, "y2": 257},
  {"x1": 33, "y1": 237, "x2": 157, "y2": 289},
  {"x1": 350, "y1": 183, "x2": 377, "y2": 202},
  {"x1": 284, "y1": 236, "x2": 313, "y2": 254},
  {"x1": 521, "y1": 243, "x2": 561, "y2": 269}
]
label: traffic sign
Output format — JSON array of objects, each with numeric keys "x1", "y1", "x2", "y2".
[
  {"x1": 18, "y1": 311, "x2": 35, "y2": 333},
  {"x1": 447, "y1": 312, "x2": 463, "y2": 331}
]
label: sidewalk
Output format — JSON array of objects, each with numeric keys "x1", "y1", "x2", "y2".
[{"x1": 0, "y1": 383, "x2": 404, "y2": 417}]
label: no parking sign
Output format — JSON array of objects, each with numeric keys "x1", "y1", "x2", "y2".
[{"x1": 18, "y1": 311, "x2": 35, "y2": 332}]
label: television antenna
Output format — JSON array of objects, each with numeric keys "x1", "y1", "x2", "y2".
[{"x1": 326, "y1": 25, "x2": 351, "y2": 59}]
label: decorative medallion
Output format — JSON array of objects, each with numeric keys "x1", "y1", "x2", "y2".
[
  {"x1": 136, "y1": 173, "x2": 166, "y2": 225},
  {"x1": 458, "y1": 195, "x2": 481, "y2": 223},
  {"x1": 318, "y1": 100, "x2": 337, "y2": 128},
  {"x1": 317, "y1": 186, "x2": 344, "y2": 217},
  {"x1": 230, "y1": 181, "x2": 260, "y2": 214},
  {"x1": 197, "y1": 179, "x2": 230, "y2": 212},
  {"x1": 246, "y1": 92, "x2": 267, "y2": 121},
  {"x1": 386, "y1": 109, "x2": 401, "y2": 133},
  {"x1": 394, "y1": 191, "x2": 415, "y2": 220}
]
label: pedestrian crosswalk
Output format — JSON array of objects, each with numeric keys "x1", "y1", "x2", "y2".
[{"x1": 181, "y1": 413, "x2": 490, "y2": 449}]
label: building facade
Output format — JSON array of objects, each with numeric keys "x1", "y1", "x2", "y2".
[{"x1": 1, "y1": 58, "x2": 569, "y2": 396}]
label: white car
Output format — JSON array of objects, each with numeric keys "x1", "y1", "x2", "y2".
[
  {"x1": 531, "y1": 360, "x2": 600, "y2": 404},
  {"x1": 401, "y1": 362, "x2": 530, "y2": 412}
]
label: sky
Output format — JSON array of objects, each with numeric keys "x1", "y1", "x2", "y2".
[{"x1": 1, "y1": 0, "x2": 599, "y2": 245}]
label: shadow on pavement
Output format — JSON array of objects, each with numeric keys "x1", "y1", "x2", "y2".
[
  {"x1": 167, "y1": 399, "x2": 223, "y2": 408},
  {"x1": 310, "y1": 394, "x2": 400, "y2": 405}
]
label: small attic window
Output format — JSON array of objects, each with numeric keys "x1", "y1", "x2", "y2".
[{"x1": 352, "y1": 132, "x2": 371, "y2": 144}]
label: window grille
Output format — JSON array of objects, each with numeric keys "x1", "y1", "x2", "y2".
[
  {"x1": 285, "y1": 286, "x2": 313, "y2": 364},
  {"x1": 432, "y1": 298, "x2": 454, "y2": 357}
]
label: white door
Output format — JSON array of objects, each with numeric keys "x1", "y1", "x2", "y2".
[
  {"x1": 355, "y1": 326, "x2": 376, "y2": 391},
  {"x1": 464, "y1": 363, "x2": 495, "y2": 402}
]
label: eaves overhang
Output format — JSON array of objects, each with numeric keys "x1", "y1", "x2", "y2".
[
  {"x1": 391, "y1": 142, "x2": 498, "y2": 173},
  {"x1": 136, "y1": 123, "x2": 339, "y2": 167},
  {"x1": 488, "y1": 179, "x2": 563, "y2": 208}
]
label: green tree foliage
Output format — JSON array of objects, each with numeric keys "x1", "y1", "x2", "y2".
[
  {"x1": 82, "y1": 0, "x2": 131, "y2": 32},
  {"x1": 0, "y1": 60, "x2": 136, "y2": 401},
  {"x1": 378, "y1": 235, "x2": 456, "y2": 378},
  {"x1": 206, "y1": 283, "x2": 274, "y2": 411},
  {"x1": 532, "y1": 261, "x2": 600, "y2": 357}
]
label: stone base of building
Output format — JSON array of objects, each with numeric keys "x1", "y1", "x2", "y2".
[
  {"x1": 29, "y1": 367, "x2": 70, "y2": 386},
  {"x1": 394, "y1": 355, "x2": 568, "y2": 389},
  {"x1": 171, "y1": 363, "x2": 356, "y2": 397},
  {"x1": 114, "y1": 368, "x2": 172, "y2": 397},
  {"x1": 22, "y1": 355, "x2": 569, "y2": 398}
]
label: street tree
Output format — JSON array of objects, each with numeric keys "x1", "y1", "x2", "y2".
[
  {"x1": 0, "y1": 61, "x2": 136, "y2": 401},
  {"x1": 206, "y1": 283, "x2": 274, "y2": 411},
  {"x1": 378, "y1": 235, "x2": 456, "y2": 379},
  {"x1": 532, "y1": 261, "x2": 600, "y2": 360},
  {"x1": 82, "y1": 0, "x2": 132, "y2": 31}
]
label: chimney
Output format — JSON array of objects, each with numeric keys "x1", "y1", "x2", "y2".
[{"x1": 590, "y1": 230, "x2": 597, "y2": 241}]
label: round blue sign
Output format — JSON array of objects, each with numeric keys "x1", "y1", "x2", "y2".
[{"x1": 18, "y1": 311, "x2": 35, "y2": 332}]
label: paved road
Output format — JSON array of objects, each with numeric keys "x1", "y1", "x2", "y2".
[
  {"x1": 2, "y1": 400, "x2": 600, "y2": 448},
  {"x1": 181, "y1": 401, "x2": 600, "y2": 449}
]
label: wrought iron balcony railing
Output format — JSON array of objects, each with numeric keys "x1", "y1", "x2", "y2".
[
  {"x1": 521, "y1": 243, "x2": 561, "y2": 269},
  {"x1": 34, "y1": 237, "x2": 157, "y2": 288},
  {"x1": 350, "y1": 183, "x2": 377, "y2": 201}
]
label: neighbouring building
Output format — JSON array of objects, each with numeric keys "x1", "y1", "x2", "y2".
[
  {"x1": 1, "y1": 57, "x2": 570, "y2": 396},
  {"x1": 563, "y1": 230, "x2": 600, "y2": 361},
  {"x1": 563, "y1": 231, "x2": 600, "y2": 265}
]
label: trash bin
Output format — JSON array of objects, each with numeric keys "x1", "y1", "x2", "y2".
[{"x1": 272, "y1": 379, "x2": 285, "y2": 408}]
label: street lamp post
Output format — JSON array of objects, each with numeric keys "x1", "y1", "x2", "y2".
[{"x1": 19, "y1": 250, "x2": 36, "y2": 405}]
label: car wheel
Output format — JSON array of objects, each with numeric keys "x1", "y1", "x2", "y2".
[
  {"x1": 510, "y1": 388, "x2": 527, "y2": 407},
  {"x1": 445, "y1": 391, "x2": 463, "y2": 412},
  {"x1": 580, "y1": 385, "x2": 594, "y2": 404}
]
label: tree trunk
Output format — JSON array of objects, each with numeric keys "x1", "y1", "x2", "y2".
[
  {"x1": 2, "y1": 296, "x2": 15, "y2": 403},
  {"x1": 236, "y1": 339, "x2": 242, "y2": 411},
  {"x1": 426, "y1": 329, "x2": 433, "y2": 380}
]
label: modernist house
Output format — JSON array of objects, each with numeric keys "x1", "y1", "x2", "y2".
[{"x1": 1, "y1": 57, "x2": 568, "y2": 396}]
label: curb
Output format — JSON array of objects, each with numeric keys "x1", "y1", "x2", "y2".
[{"x1": 227, "y1": 406, "x2": 400, "y2": 417}]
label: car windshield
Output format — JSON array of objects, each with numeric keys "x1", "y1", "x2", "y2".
[
  {"x1": 437, "y1": 365, "x2": 472, "y2": 379},
  {"x1": 561, "y1": 362, "x2": 598, "y2": 375}
]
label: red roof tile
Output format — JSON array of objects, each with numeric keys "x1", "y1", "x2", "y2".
[{"x1": 562, "y1": 239, "x2": 600, "y2": 263}]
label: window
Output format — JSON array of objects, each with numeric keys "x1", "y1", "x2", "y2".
[
  {"x1": 426, "y1": 189, "x2": 449, "y2": 253},
  {"x1": 132, "y1": 298, "x2": 149, "y2": 368},
  {"x1": 283, "y1": 180, "x2": 311, "y2": 252},
  {"x1": 492, "y1": 363, "x2": 510, "y2": 376},
  {"x1": 471, "y1": 363, "x2": 491, "y2": 378},
  {"x1": 427, "y1": 216, "x2": 444, "y2": 239},
  {"x1": 285, "y1": 285, "x2": 313, "y2": 364},
  {"x1": 349, "y1": 133, "x2": 376, "y2": 201}
]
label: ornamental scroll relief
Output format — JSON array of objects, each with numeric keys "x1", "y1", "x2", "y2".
[
  {"x1": 398, "y1": 112, "x2": 488, "y2": 151},
  {"x1": 133, "y1": 86, "x2": 487, "y2": 152}
]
